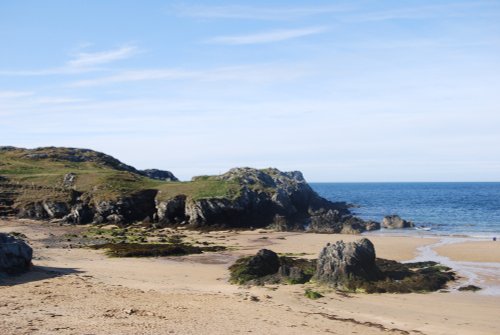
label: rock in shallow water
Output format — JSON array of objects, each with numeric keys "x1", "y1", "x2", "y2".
[
  {"x1": 0, "y1": 233, "x2": 33, "y2": 274},
  {"x1": 382, "y1": 215, "x2": 414, "y2": 229}
]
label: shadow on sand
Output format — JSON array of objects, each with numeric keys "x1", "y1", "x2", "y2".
[{"x1": 0, "y1": 265, "x2": 82, "y2": 286}]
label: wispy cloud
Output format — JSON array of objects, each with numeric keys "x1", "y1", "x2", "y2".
[
  {"x1": 349, "y1": 1, "x2": 497, "y2": 22},
  {"x1": 69, "y1": 64, "x2": 312, "y2": 87},
  {"x1": 70, "y1": 69, "x2": 197, "y2": 87},
  {"x1": 0, "y1": 45, "x2": 139, "y2": 76},
  {"x1": 67, "y1": 45, "x2": 139, "y2": 68},
  {"x1": 173, "y1": 4, "x2": 352, "y2": 20},
  {"x1": 206, "y1": 26, "x2": 328, "y2": 45},
  {"x1": 0, "y1": 90, "x2": 34, "y2": 99}
]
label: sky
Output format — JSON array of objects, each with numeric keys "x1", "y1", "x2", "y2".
[{"x1": 1, "y1": 0, "x2": 500, "y2": 182}]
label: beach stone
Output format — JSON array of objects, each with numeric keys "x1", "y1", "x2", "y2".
[
  {"x1": 245, "y1": 249, "x2": 280, "y2": 277},
  {"x1": 382, "y1": 215, "x2": 414, "y2": 229},
  {"x1": 0, "y1": 233, "x2": 33, "y2": 274},
  {"x1": 315, "y1": 238, "x2": 381, "y2": 287}
]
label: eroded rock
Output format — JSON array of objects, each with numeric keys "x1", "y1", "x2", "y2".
[{"x1": 315, "y1": 238, "x2": 381, "y2": 287}]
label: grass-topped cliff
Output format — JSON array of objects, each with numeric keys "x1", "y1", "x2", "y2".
[
  {"x1": 0, "y1": 146, "x2": 375, "y2": 233},
  {"x1": 0, "y1": 146, "x2": 236, "y2": 201}
]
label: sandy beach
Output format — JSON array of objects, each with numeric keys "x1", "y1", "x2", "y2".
[{"x1": 1, "y1": 218, "x2": 499, "y2": 335}]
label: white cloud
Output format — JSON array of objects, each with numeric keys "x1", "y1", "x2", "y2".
[
  {"x1": 69, "y1": 69, "x2": 197, "y2": 87},
  {"x1": 206, "y1": 26, "x2": 328, "y2": 45},
  {"x1": 0, "y1": 90, "x2": 34, "y2": 99},
  {"x1": 349, "y1": 1, "x2": 496, "y2": 22},
  {"x1": 0, "y1": 45, "x2": 139, "y2": 76},
  {"x1": 173, "y1": 4, "x2": 352, "y2": 20},
  {"x1": 69, "y1": 63, "x2": 312, "y2": 87},
  {"x1": 67, "y1": 45, "x2": 139, "y2": 68}
]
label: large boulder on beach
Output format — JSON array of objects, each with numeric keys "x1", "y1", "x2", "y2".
[
  {"x1": 382, "y1": 215, "x2": 414, "y2": 229},
  {"x1": 0, "y1": 233, "x2": 33, "y2": 274},
  {"x1": 245, "y1": 249, "x2": 281, "y2": 277},
  {"x1": 315, "y1": 238, "x2": 381, "y2": 287}
]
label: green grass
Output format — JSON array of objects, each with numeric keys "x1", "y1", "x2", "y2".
[
  {"x1": 1, "y1": 148, "x2": 241, "y2": 203},
  {"x1": 156, "y1": 179, "x2": 240, "y2": 201}
]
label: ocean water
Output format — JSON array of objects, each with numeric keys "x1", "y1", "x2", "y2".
[{"x1": 310, "y1": 182, "x2": 500, "y2": 237}]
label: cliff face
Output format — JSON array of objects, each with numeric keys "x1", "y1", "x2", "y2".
[
  {"x1": 156, "y1": 168, "x2": 376, "y2": 233},
  {"x1": 0, "y1": 147, "x2": 377, "y2": 233}
]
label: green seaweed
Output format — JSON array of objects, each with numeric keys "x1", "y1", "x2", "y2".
[
  {"x1": 89, "y1": 242, "x2": 225, "y2": 257},
  {"x1": 304, "y1": 289, "x2": 323, "y2": 299}
]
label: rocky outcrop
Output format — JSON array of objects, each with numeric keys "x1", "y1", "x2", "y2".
[
  {"x1": 1, "y1": 146, "x2": 381, "y2": 233},
  {"x1": 229, "y1": 248, "x2": 315, "y2": 285},
  {"x1": 155, "y1": 195, "x2": 186, "y2": 226},
  {"x1": 21, "y1": 147, "x2": 140, "y2": 173},
  {"x1": 139, "y1": 169, "x2": 178, "y2": 181},
  {"x1": 184, "y1": 197, "x2": 244, "y2": 227},
  {"x1": 62, "y1": 173, "x2": 76, "y2": 188},
  {"x1": 17, "y1": 202, "x2": 50, "y2": 219},
  {"x1": 171, "y1": 167, "x2": 374, "y2": 233},
  {"x1": 230, "y1": 241, "x2": 456, "y2": 293},
  {"x1": 0, "y1": 233, "x2": 33, "y2": 274},
  {"x1": 92, "y1": 190, "x2": 158, "y2": 224},
  {"x1": 62, "y1": 203, "x2": 94, "y2": 224},
  {"x1": 315, "y1": 238, "x2": 381, "y2": 287},
  {"x1": 382, "y1": 215, "x2": 414, "y2": 229}
]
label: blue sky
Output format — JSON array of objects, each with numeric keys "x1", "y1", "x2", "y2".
[{"x1": 1, "y1": 1, "x2": 500, "y2": 181}]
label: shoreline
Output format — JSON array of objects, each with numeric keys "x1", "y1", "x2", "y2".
[
  {"x1": 363, "y1": 228, "x2": 499, "y2": 240},
  {"x1": 363, "y1": 230, "x2": 500, "y2": 295}
]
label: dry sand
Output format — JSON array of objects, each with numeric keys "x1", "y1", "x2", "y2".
[{"x1": 1, "y1": 218, "x2": 499, "y2": 335}]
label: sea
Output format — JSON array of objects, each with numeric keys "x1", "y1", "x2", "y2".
[{"x1": 310, "y1": 182, "x2": 500, "y2": 238}]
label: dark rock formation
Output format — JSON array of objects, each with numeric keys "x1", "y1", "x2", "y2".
[
  {"x1": 63, "y1": 203, "x2": 94, "y2": 224},
  {"x1": 0, "y1": 233, "x2": 33, "y2": 274},
  {"x1": 229, "y1": 242, "x2": 455, "y2": 293},
  {"x1": 229, "y1": 249, "x2": 315, "y2": 285},
  {"x1": 246, "y1": 249, "x2": 281, "y2": 277},
  {"x1": 17, "y1": 202, "x2": 50, "y2": 219},
  {"x1": 139, "y1": 169, "x2": 178, "y2": 181},
  {"x1": 315, "y1": 238, "x2": 381, "y2": 287},
  {"x1": 314, "y1": 239, "x2": 455, "y2": 292},
  {"x1": 91, "y1": 190, "x2": 158, "y2": 225},
  {"x1": 156, "y1": 195, "x2": 187, "y2": 226},
  {"x1": 163, "y1": 167, "x2": 374, "y2": 233},
  {"x1": 382, "y1": 215, "x2": 414, "y2": 229}
]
